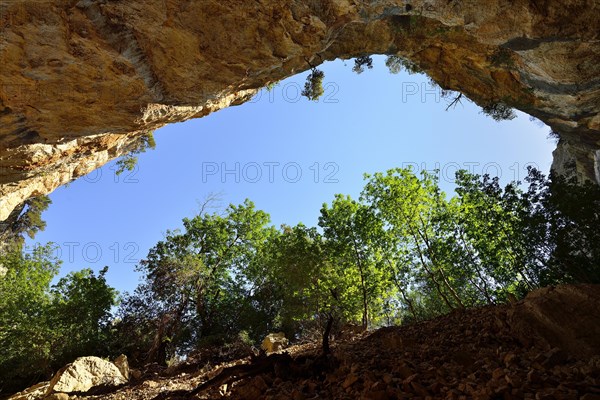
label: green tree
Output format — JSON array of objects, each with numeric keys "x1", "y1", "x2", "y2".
[
  {"x1": 319, "y1": 195, "x2": 394, "y2": 329},
  {"x1": 49, "y1": 267, "x2": 118, "y2": 365},
  {"x1": 124, "y1": 199, "x2": 273, "y2": 364},
  {"x1": 452, "y1": 171, "x2": 537, "y2": 300},
  {"x1": 480, "y1": 103, "x2": 516, "y2": 121},
  {"x1": 521, "y1": 169, "x2": 600, "y2": 284},
  {"x1": 256, "y1": 224, "x2": 332, "y2": 339},
  {"x1": 0, "y1": 245, "x2": 59, "y2": 392},
  {"x1": 353, "y1": 56, "x2": 374, "y2": 74},
  {"x1": 362, "y1": 168, "x2": 465, "y2": 313},
  {"x1": 0, "y1": 195, "x2": 51, "y2": 251},
  {"x1": 111, "y1": 282, "x2": 162, "y2": 365},
  {"x1": 0, "y1": 244, "x2": 119, "y2": 394},
  {"x1": 385, "y1": 55, "x2": 422, "y2": 75},
  {"x1": 301, "y1": 68, "x2": 325, "y2": 101},
  {"x1": 115, "y1": 132, "x2": 156, "y2": 176}
]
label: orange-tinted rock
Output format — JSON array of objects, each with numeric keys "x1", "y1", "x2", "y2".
[
  {"x1": 1, "y1": 0, "x2": 599, "y2": 219},
  {"x1": 509, "y1": 285, "x2": 600, "y2": 359}
]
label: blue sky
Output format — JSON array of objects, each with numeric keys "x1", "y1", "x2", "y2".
[{"x1": 26, "y1": 56, "x2": 556, "y2": 294}]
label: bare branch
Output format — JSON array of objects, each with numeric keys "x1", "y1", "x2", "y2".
[{"x1": 445, "y1": 93, "x2": 463, "y2": 111}]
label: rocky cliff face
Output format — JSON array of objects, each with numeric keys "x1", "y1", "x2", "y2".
[{"x1": 1, "y1": 0, "x2": 599, "y2": 221}]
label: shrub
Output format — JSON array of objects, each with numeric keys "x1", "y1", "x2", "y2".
[{"x1": 301, "y1": 69, "x2": 325, "y2": 101}]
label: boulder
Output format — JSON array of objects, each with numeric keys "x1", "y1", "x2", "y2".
[
  {"x1": 508, "y1": 284, "x2": 600, "y2": 359},
  {"x1": 46, "y1": 356, "x2": 127, "y2": 395},
  {"x1": 261, "y1": 332, "x2": 288, "y2": 353},
  {"x1": 113, "y1": 354, "x2": 130, "y2": 380}
]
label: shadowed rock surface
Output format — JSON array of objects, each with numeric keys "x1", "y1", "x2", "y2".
[
  {"x1": 509, "y1": 284, "x2": 600, "y2": 360},
  {"x1": 7, "y1": 284, "x2": 600, "y2": 399},
  {"x1": 1, "y1": 0, "x2": 599, "y2": 220}
]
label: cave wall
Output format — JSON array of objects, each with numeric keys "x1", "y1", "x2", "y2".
[{"x1": 1, "y1": 0, "x2": 599, "y2": 221}]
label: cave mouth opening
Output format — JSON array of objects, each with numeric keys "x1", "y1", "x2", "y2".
[
  {"x1": 20, "y1": 55, "x2": 557, "y2": 296},
  {"x1": 2, "y1": 2, "x2": 600, "y2": 395}
]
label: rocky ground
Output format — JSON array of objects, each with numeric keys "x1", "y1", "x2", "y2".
[{"x1": 10, "y1": 285, "x2": 600, "y2": 400}]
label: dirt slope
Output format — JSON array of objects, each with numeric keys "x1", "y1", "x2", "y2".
[{"x1": 65, "y1": 286, "x2": 600, "y2": 400}]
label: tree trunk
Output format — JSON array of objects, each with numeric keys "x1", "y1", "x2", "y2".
[
  {"x1": 322, "y1": 313, "x2": 334, "y2": 356},
  {"x1": 351, "y1": 237, "x2": 369, "y2": 330},
  {"x1": 415, "y1": 222, "x2": 465, "y2": 309},
  {"x1": 411, "y1": 233, "x2": 455, "y2": 311},
  {"x1": 458, "y1": 231, "x2": 495, "y2": 304},
  {"x1": 386, "y1": 259, "x2": 419, "y2": 320}
]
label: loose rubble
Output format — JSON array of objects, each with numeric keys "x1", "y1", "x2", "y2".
[{"x1": 9, "y1": 285, "x2": 600, "y2": 400}]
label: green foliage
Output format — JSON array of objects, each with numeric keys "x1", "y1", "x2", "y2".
[
  {"x1": 2, "y1": 165, "x2": 594, "y2": 397},
  {"x1": 50, "y1": 267, "x2": 118, "y2": 364},
  {"x1": 0, "y1": 248, "x2": 117, "y2": 394},
  {"x1": 115, "y1": 132, "x2": 156, "y2": 176},
  {"x1": 110, "y1": 282, "x2": 161, "y2": 365},
  {"x1": 359, "y1": 167, "x2": 600, "y2": 319},
  {"x1": 257, "y1": 224, "x2": 333, "y2": 339},
  {"x1": 352, "y1": 56, "x2": 374, "y2": 74},
  {"x1": 319, "y1": 195, "x2": 395, "y2": 329},
  {"x1": 0, "y1": 195, "x2": 51, "y2": 251},
  {"x1": 266, "y1": 81, "x2": 279, "y2": 91},
  {"x1": 362, "y1": 168, "x2": 466, "y2": 314},
  {"x1": 108, "y1": 169, "x2": 599, "y2": 371},
  {"x1": 480, "y1": 103, "x2": 516, "y2": 121},
  {"x1": 547, "y1": 130, "x2": 560, "y2": 142},
  {"x1": 452, "y1": 171, "x2": 535, "y2": 300},
  {"x1": 301, "y1": 69, "x2": 325, "y2": 101},
  {"x1": 118, "y1": 199, "x2": 275, "y2": 364},
  {"x1": 0, "y1": 245, "x2": 59, "y2": 392},
  {"x1": 385, "y1": 56, "x2": 402, "y2": 74},
  {"x1": 237, "y1": 330, "x2": 253, "y2": 346},
  {"x1": 522, "y1": 170, "x2": 600, "y2": 284},
  {"x1": 385, "y1": 55, "x2": 422, "y2": 75},
  {"x1": 17, "y1": 196, "x2": 51, "y2": 240}
]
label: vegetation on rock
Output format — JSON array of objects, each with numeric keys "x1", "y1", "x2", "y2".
[
  {"x1": 480, "y1": 102, "x2": 517, "y2": 121},
  {"x1": 301, "y1": 69, "x2": 325, "y2": 101},
  {"x1": 0, "y1": 195, "x2": 51, "y2": 252},
  {"x1": 114, "y1": 132, "x2": 156, "y2": 176},
  {"x1": 352, "y1": 56, "x2": 374, "y2": 74}
]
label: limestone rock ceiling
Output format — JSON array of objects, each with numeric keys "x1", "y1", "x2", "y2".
[{"x1": 0, "y1": 0, "x2": 599, "y2": 221}]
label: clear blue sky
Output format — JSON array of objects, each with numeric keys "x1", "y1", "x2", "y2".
[{"x1": 25, "y1": 56, "x2": 556, "y2": 294}]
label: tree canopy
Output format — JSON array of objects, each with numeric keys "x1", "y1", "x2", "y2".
[
  {"x1": 2, "y1": 167, "x2": 598, "y2": 394},
  {"x1": 112, "y1": 167, "x2": 600, "y2": 367},
  {"x1": 0, "y1": 247, "x2": 118, "y2": 393}
]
